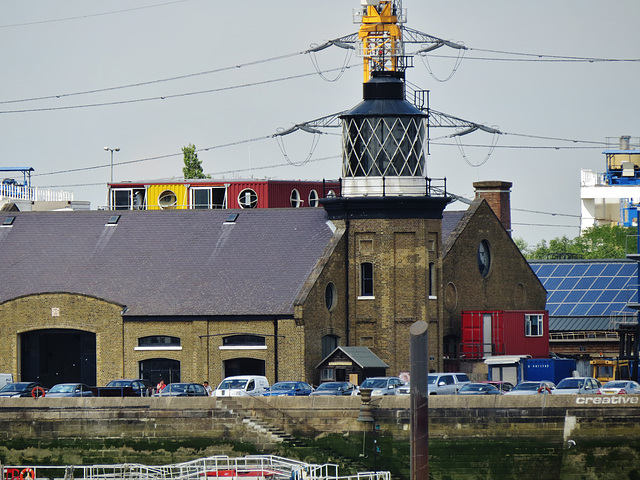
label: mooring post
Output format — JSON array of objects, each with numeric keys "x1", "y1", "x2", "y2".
[{"x1": 410, "y1": 320, "x2": 429, "y2": 480}]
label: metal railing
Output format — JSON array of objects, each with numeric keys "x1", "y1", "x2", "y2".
[
  {"x1": 0, "y1": 184, "x2": 74, "y2": 202},
  {"x1": 2, "y1": 455, "x2": 391, "y2": 480}
]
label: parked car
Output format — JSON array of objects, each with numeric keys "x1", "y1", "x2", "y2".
[
  {"x1": 262, "y1": 381, "x2": 313, "y2": 397},
  {"x1": 504, "y1": 381, "x2": 556, "y2": 395},
  {"x1": 480, "y1": 381, "x2": 514, "y2": 393},
  {"x1": 457, "y1": 383, "x2": 502, "y2": 395},
  {"x1": 310, "y1": 381, "x2": 355, "y2": 396},
  {"x1": 155, "y1": 383, "x2": 208, "y2": 397},
  {"x1": 427, "y1": 373, "x2": 471, "y2": 395},
  {"x1": 213, "y1": 376, "x2": 270, "y2": 397},
  {"x1": 46, "y1": 383, "x2": 94, "y2": 397},
  {"x1": 356, "y1": 376, "x2": 405, "y2": 396},
  {"x1": 552, "y1": 377, "x2": 601, "y2": 395},
  {"x1": 93, "y1": 379, "x2": 153, "y2": 397},
  {"x1": 0, "y1": 382, "x2": 45, "y2": 398},
  {"x1": 598, "y1": 380, "x2": 640, "y2": 395},
  {"x1": 397, "y1": 382, "x2": 410, "y2": 394}
]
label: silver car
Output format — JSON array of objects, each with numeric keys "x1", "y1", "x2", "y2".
[
  {"x1": 504, "y1": 381, "x2": 556, "y2": 395},
  {"x1": 552, "y1": 377, "x2": 601, "y2": 395}
]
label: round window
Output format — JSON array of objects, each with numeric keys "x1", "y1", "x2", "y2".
[
  {"x1": 290, "y1": 189, "x2": 302, "y2": 208},
  {"x1": 308, "y1": 189, "x2": 319, "y2": 207},
  {"x1": 158, "y1": 190, "x2": 177, "y2": 209},
  {"x1": 238, "y1": 189, "x2": 258, "y2": 209},
  {"x1": 325, "y1": 282, "x2": 337, "y2": 312},
  {"x1": 478, "y1": 240, "x2": 491, "y2": 277}
]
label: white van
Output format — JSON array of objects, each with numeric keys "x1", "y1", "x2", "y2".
[
  {"x1": 214, "y1": 375, "x2": 269, "y2": 397},
  {"x1": 0, "y1": 374, "x2": 13, "y2": 389}
]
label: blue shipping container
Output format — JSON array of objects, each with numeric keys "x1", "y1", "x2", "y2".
[{"x1": 522, "y1": 358, "x2": 576, "y2": 385}]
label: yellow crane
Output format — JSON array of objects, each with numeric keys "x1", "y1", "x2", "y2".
[{"x1": 358, "y1": 0, "x2": 404, "y2": 82}]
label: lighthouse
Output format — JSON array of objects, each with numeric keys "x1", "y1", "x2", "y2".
[{"x1": 322, "y1": 0, "x2": 451, "y2": 375}]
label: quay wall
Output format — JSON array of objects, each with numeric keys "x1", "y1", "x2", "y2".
[{"x1": 0, "y1": 394, "x2": 639, "y2": 445}]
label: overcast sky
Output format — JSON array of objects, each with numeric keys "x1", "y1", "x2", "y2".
[{"x1": 1, "y1": 0, "x2": 639, "y2": 246}]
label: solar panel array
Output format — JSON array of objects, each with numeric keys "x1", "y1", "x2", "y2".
[{"x1": 529, "y1": 260, "x2": 639, "y2": 317}]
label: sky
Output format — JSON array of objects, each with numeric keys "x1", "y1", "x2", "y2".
[{"x1": 1, "y1": 0, "x2": 639, "y2": 247}]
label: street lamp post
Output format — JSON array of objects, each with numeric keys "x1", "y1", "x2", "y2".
[{"x1": 104, "y1": 147, "x2": 120, "y2": 183}]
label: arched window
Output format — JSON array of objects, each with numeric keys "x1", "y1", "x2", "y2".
[
  {"x1": 221, "y1": 334, "x2": 266, "y2": 349},
  {"x1": 137, "y1": 336, "x2": 181, "y2": 350},
  {"x1": 321, "y1": 335, "x2": 339, "y2": 359}
]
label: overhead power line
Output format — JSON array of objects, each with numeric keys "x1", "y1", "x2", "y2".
[
  {"x1": 0, "y1": 66, "x2": 355, "y2": 114},
  {"x1": 0, "y1": 51, "x2": 306, "y2": 106},
  {"x1": 0, "y1": 0, "x2": 193, "y2": 29}
]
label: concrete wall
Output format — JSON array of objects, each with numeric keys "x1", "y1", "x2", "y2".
[{"x1": 1, "y1": 395, "x2": 639, "y2": 445}]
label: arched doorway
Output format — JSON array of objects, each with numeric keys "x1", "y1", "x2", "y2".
[{"x1": 21, "y1": 329, "x2": 96, "y2": 388}]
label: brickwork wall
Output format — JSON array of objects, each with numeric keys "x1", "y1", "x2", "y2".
[
  {"x1": 442, "y1": 201, "x2": 547, "y2": 347},
  {"x1": 0, "y1": 293, "x2": 123, "y2": 385},
  {"x1": 346, "y1": 217, "x2": 444, "y2": 374}
]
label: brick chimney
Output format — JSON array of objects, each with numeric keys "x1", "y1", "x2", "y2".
[{"x1": 473, "y1": 181, "x2": 512, "y2": 234}]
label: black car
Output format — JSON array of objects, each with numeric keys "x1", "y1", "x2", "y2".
[
  {"x1": 0, "y1": 382, "x2": 45, "y2": 398},
  {"x1": 309, "y1": 381, "x2": 355, "y2": 396},
  {"x1": 105, "y1": 379, "x2": 153, "y2": 396}
]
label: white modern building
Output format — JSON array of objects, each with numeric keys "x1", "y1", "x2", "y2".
[{"x1": 581, "y1": 136, "x2": 640, "y2": 231}]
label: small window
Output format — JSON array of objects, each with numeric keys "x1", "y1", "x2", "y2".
[
  {"x1": 308, "y1": 190, "x2": 319, "y2": 207},
  {"x1": 136, "y1": 336, "x2": 181, "y2": 350},
  {"x1": 158, "y1": 190, "x2": 178, "y2": 209},
  {"x1": 478, "y1": 240, "x2": 491, "y2": 277},
  {"x1": 223, "y1": 335, "x2": 266, "y2": 347},
  {"x1": 2, "y1": 216, "x2": 15, "y2": 226},
  {"x1": 290, "y1": 189, "x2": 302, "y2": 207},
  {"x1": 360, "y1": 262, "x2": 374, "y2": 297},
  {"x1": 106, "y1": 215, "x2": 120, "y2": 225},
  {"x1": 325, "y1": 283, "x2": 337, "y2": 311},
  {"x1": 238, "y1": 189, "x2": 258, "y2": 209},
  {"x1": 428, "y1": 262, "x2": 436, "y2": 298},
  {"x1": 525, "y1": 314, "x2": 544, "y2": 337}
]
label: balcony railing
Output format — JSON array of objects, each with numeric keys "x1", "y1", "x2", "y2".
[{"x1": 0, "y1": 184, "x2": 74, "y2": 202}]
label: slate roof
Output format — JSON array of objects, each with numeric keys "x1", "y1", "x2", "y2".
[
  {"x1": 0, "y1": 209, "x2": 340, "y2": 317},
  {"x1": 317, "y1": 346, "x2": 389, "y2": 369}
]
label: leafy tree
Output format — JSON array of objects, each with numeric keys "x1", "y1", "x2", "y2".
[
  {"x1": 182, "y1": 144, "x2": 210, "y2": 179},
  {"x1": 521, "y1": 224, "x2": 637, "y2": 260}
]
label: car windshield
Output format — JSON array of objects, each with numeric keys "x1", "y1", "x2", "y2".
[
  {"x1": 218, "y1": 379, "x2": 247, "y2": 390},
  {"x1": 49, "y1": 384, "x2": 76, "y2": 393},
  {"x1": 557, "y1": 379, "x2": 583, "y2": 389},
  {"x1": 361, "y1": 379, "x2": 387, "y2": 389},
  {"x1": 460, "y1": 384, "x2": 491, "y2": 392},
  {"x1": 0, "y1": 383, "x2": 29, "y2": 393},
  {"x1": 167, "y1": 384, "x2": 188, "y2": 393},
  {"x1": 603, "y1": 381, "x2": 627, "y2": 388},
  {"x1": 427, "y1": 376, "x2": 438, "y2": 385},
  {"x1": 107, "y1": 380, "x2": 131, "y2": 387},
  {"x1": 272, "y1": 382, "x2": 297, "y2": 391},
  {"x1": 513, "y1": 383, "x2": 539, "y2": 391},
  {"x1": 317, "y1": 383, "x2": 342, "y2": 391}
]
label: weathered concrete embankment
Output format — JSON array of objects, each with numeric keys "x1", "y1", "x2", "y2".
[{"x1": 0, "y1": 394, "x2": 638, "y2": 445}]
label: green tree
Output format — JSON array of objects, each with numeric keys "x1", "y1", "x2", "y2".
[
  {"x1": 521, "y1": 224, "x2": 637, "y2": 260},
  {"x1": 182, "y1": 144, "x2": 210, "y2": 179}
]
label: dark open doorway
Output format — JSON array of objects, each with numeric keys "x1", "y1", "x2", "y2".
[
  {"x1": 223, "y1": 358, "x2": 265, "y2": 378},
  {"x1": 21, "y1": 329, "x2": 96, "y2": 388}
]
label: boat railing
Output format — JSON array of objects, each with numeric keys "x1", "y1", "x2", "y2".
[{"x1": 2, "y1": 455, "x2": 390, "y2": 480}]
